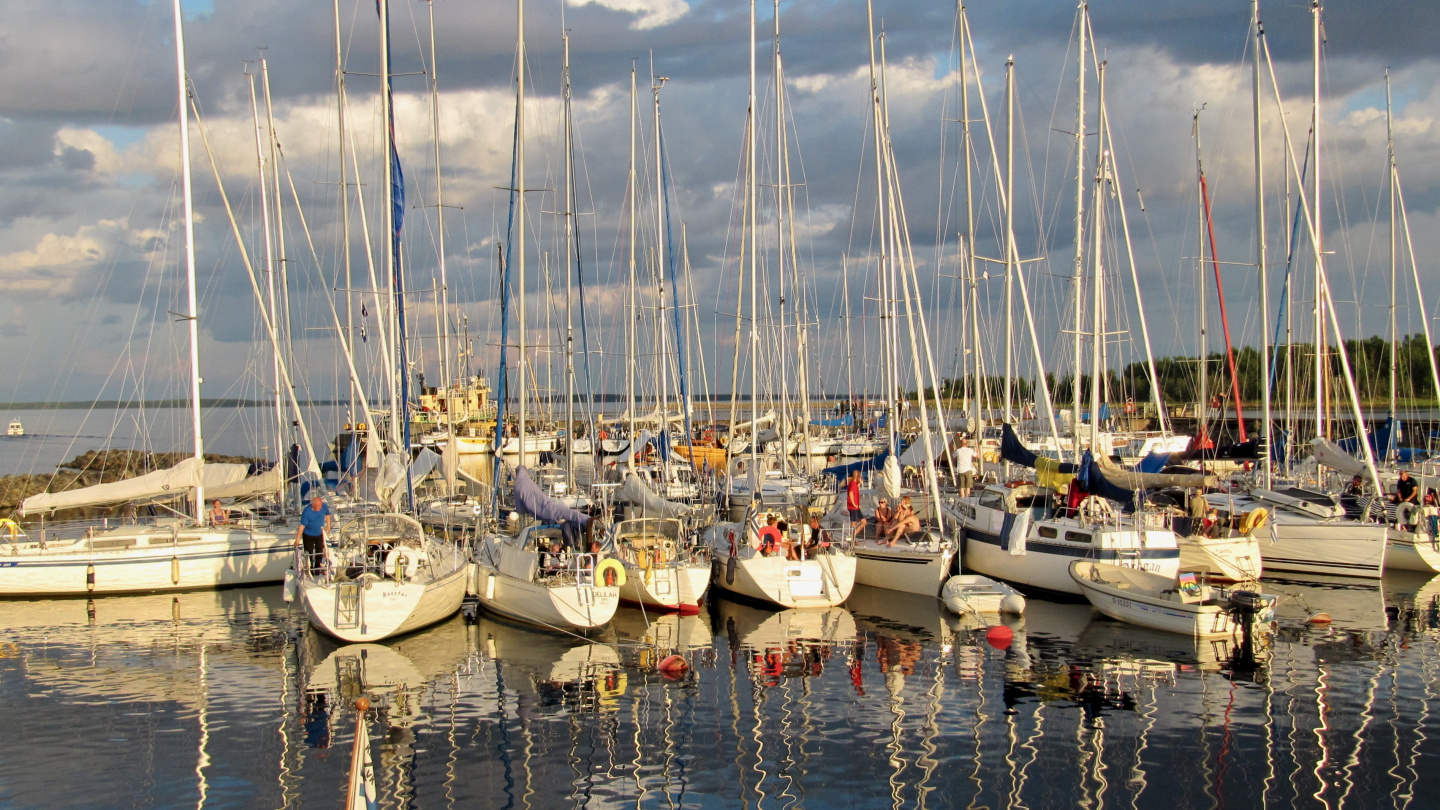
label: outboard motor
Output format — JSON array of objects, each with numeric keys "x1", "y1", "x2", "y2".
[{"x1": 1226, "y1": 589, "x2": 1266, "y2": 673}]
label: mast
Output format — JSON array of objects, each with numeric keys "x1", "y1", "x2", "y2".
[
  {"x1": 261, "y1": 59, "x2": 295, "y2": 461},
  {"x1": 333, "y1": 0, "x2": 359, "y2": 471},
  {"x1": 1087, "y1": 62, "x2": 1106, "y2": 455},
  {"x1": 748, "y1": 0, "x2": 759, "y2": 485},
  {"x1": 842, "y1": 252, "x2": 855, "y2": 409},
  {"x1": 774, "y1": 0, "x2": 790, "y2": 455},
  {"x1": 959, "y1": 2, "x2": 981, "y2": 436},
  {"x1": 1003, "y1": 55, "x2": 1015, "y2": 425},
  {"x1": 247, "y1": 73, "x2": 285, "y2": 506},
  {"x1": 172, "y1": 0, "x2": 204, "y2": 521},
  {"x1": 379, "y1": 0, "x2": 413, "y2": 509},
  {"x1": 1386, "y1": 70, "x2": 1397, "y2": 460},
  {"x1": 1194, "y1": 111, "x2": 1209, "y2": 445},
  {"x1": 1253, "y1": 0, "x2": 1272, "y2": 485},
  {"x1": 516, "y1": 0, "x2": 527, "y2": 466},
  {"x1": 426, "y1": 0, "x2": 452, "y2": 422},
  {"x1": 1072, "y1": 1, "x2": 1088, "y2": 456},
  {"x1": 627, "y1": 63, "x2": 638, "y2": 468},
  {"x1": 879, "y1": 31, "x2": 901, "y2": 454},
  {"x1": 1311, "y1": 0, "x2": 1325, "y2": 440},
  {"x1": 563, "y1": 29, "x2": 576, "y2": 488},
  {"x1": 653, "y1": 57, "x2": 670, "y2": 456}
]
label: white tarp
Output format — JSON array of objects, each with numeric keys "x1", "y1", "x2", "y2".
[
  {"x1": 19, "y1": 457, "x2": 248, "y2": 515},
  {"x1": 207, "y1": 466, "x2": 283, "y2": 501},
  {"x1": 1312, "y1": 438, "x2": 1366, "y2": 477},
  {"x1": 879, "y1": 455, "x2": 903, "y2": 501},
  {"x1": 616, "y1": 473, "x2": 692, "y2": 518}
]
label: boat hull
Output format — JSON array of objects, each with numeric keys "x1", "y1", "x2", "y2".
[
  {"x1": 472, "y1": 565, "x2": 620, "y2": 629},
  {"x1": 1384, "y1": 529, "x2": 1440, "y2": 573},
  {"x1": 959, "y1": 519, "x2": 1178, "y2": 596},
  {"x1": 0, "y1": 527, "x2": 291, "y2": 597},
  {"x1": 302, "y1": 554, "x2": 469, "y2": 643},
  {"x1": 704, "y1": 524, "x2": 856, "y2": 609},
  {"x1": 1177, "y1": 534, "x2": 1264, "y2": 581},
  {"x1": 1069, "y1": 560, "x2": 1264, "y2": 639},
  {"x1": 617, "y1": 562, "x2": 710, "y2": 614},
  {"x1": 852, "y1": 539, "x2": 955, "y2": 597}
]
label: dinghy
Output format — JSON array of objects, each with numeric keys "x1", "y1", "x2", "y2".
[
  {"x1": 940, "y1": 575, "x2": 1027, "y2": 617},
  {"x1": 1069, "y1": 560, "x2": 1275, "y2": 638}
]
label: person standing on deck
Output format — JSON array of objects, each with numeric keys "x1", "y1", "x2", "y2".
[
  {"x1": 296, "y1": 493, "x2": 333, "y2": 575},
  {"x1": 954, "y1": 437, "x2": 977, "y2": 497},
  {"x1": 846, "y1": 471, "x2": 864, "y2": 530}
]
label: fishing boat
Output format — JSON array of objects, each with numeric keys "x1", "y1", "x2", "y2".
[
  {"x1": 1069, "y1": 560, "x2": 1276, "y2": 638},
  {"x1": 296, "y1": 512, "x2": 469, "y2": 642}
]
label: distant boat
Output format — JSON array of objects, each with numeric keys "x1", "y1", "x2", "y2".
[{"x1": 5, "y1": 419, "x2": 21, "y2": 437}]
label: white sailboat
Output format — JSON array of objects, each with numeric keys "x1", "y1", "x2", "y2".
[{"x1": 1, "y1": 2, "x2": 294, "y2": 597}]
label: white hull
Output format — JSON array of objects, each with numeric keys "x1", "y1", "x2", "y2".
[
  {"x1": 940, "y1": 574, "x2": 1026, "y2": 616},
  {"x1": 616, "y1": 562, "x2": 711, "y2": 614},
  {"x1": 704, "y1": 522, "x2": 855, "y2": 608},
  {"x1": 0, "y1": 525, "x2": 291, "y2": 596},
  {"x1": 599, "y1": 438, "x2": 631, "y2": 455},
  {"x1": 851, "y1": 537, "x2": 955, "y2": 597},
  {"x1": 836, "y1": 439, "x2": 884, "y2": 456},
  {"x1": 301, "y1": 548, "x2": 469, "y2": 643},
  {"x1": 498, "y1": 433, "x2": 561, "y2": 455},
  {"x1": 472, "y1": 565, "x2": 619, "y2": 629},
  {"x1": 569, "y1": 436, "x2": 594, "y2": 455},
  {"x1": 1070, "y1": 560, "x2": 1272, "y2": 639},
  {"x1": 452, "y1": 433, "x2": 495, "y2": 455},
  {"x1": 1384, "y1": 529, "x2": 1440, "y2": 573},
  {"x1": 1177, "y1": 534, "x2": 1264, "y2": 581},
  {"x1": 1208, "y1": 493, "x2": 1388, "y2": 579}
]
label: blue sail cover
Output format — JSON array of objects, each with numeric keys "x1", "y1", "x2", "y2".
[
  {"x1": 812, "y1": 414, "x2": 854, "y2": 427},
  {"x1": 1136, "y1": 452, "x2": 1170, "y2": 474},
  {"x1": 999, "y1": 424, "x2": 1081, "y2": 474},
  {"x1": 1080, "y1": 451, "x2": 1145, "y2": 513},
  {"x1": 823, "y1": 448, "x2": 894, "y2": 479},
  {"x1": 512, "y1": 466, "x2": 589, "y2": 528}
]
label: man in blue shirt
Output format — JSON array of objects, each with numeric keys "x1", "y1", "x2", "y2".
[{"x1": 296, "y1": 492, "x2": 333, "y2": 574}]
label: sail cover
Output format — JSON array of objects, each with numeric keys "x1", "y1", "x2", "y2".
[
  {"x1": 206, "y1": 466, "x2": 283, "y2": 501},
  {"x1": 19, "y1": 457, "x2": 247, "y2": 515},
  {"x1": 1312, "y1": 438, "x2": 1366, "y2": 477},
  {"x1": 513, "y1": 466, "x2": 589, "y2": 528},
  {"x1": 616, "y1": 473, "x2": 691, "y2": 518},
  {"x1": 1093, "y1": 454, "x2": 1217, "y2": 490}
]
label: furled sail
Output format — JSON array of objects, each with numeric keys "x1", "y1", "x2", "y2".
[
  {"x1": 1093, "y1": 454, "x2": 1217, "y2": 490},
  {"x1": 19, "y1": 457, "x2": 247, "y2": 516},
  {"x1": 1312, "y1": 437, "x2": 1366, "y2": 477},
  {"x1": 512, "y1": 466, "x2": 589, "y2": 528},
  {"x1": 615, "y1": 473, "x2": 691, "y2": 518},
  {"x1": 207, "y1": 466, "x2": 283, "y2": 501}
]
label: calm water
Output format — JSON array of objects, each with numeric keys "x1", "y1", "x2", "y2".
[{"x1": 2, "y1": 573, "x2": 1438, "y2": 809}]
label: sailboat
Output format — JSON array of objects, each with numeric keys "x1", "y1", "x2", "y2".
[
  {"x1": 605, "y1": 471, "x2": 712, "y2": 613},
  {"x1": 471, "y1": 1, "x2": 620, "y2": 633},
  {"x1": 0, "y1": 1, "x2": 293, "y2": 597}
]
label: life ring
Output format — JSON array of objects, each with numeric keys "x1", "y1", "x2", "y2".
[
  {"x1": 1077, "y1": 496, "x2": 1114, "y2": 521},
  {"x1": 1396, "y1": 502, "x2": 1421, "y2": 530},
  {"x1": 384, "y1": 547, "x2": 424, "y2": 582},
  {"x1": 1123, "y1": 398, "x2": 1136, "y2": 415},
  {"x1": 0, "y1": 518, "x2": 20, "y2": 539},
  {"x1": 1238, "y1": 508, "x2": 1269, "y2": 535},
  {"x1": 595, "y1": 557, "x2": 627, "y2": 587}
]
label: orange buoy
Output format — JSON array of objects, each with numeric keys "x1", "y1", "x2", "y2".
[
  {"x1": 355, "y1": 697, "x2": 371, "y2": 712},
  {"x1": 1308, "y1": 612, "x2": 1333, "y2": 625},
  {"x1": 985, "y1": 625, "x2": 1013, "y2": 650},
  {"x1": 658, "y1": 654, "x2": 689, "y2": 679}
]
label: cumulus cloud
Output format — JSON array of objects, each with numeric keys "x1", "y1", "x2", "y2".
[{"x1": 568, "y1": 0, "x2": 689, "y2": 31}]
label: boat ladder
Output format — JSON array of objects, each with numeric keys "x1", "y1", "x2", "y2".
[
  {"x1": 1115, "y1": 548, "x2": 1142, "y2": 570},
  {"x1": 335, "y1": 581, "x2": 363, "y2": 630}
]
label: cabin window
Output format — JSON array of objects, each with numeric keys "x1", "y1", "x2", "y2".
[
  {"x1": 1037, "y1": 526, "x2": 1058, "y2": 539},
  {"x1": 1065, "y1": 531, "x2": 1091, "y2": 543},
  {"x1": 979, "y1": 492, "x2": 1006, "y2": 511}
]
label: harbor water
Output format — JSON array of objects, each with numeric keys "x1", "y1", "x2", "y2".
[{"x1": 2, "y1": 574, "x2": 1438, "y2": 808}]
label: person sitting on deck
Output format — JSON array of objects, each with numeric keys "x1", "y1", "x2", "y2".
[
  {"x1": 1202, "y1": 508, "x2": 1223, "y2": 539},
  {"x1": 880, "y1": 496, "x2": 921, "y2": 546},
  {"x1": 1393, "y1": 470, "x2": 1419, "y2": 505},
  {"x1": 210, "y1": 499, "x2": 229, "y2": 526},
  {"x1": 870, "y1": 498, "x2": 893, "y2": 538},
  {"x1": 540, "y1": 539, "x2": 569, "y2": 574},
  {"x1": 1345, "y1": 475, "x2": 1366, "y2": 497},
  {"x1": 804, "y1": 514, "x2": 830, "y2": 556},
  {"x1": 757, "y1": 515, "x2": 784, "y2": 556}
]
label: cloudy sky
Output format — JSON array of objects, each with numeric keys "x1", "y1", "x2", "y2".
[{"x1": 2, "y1": 0, "x2": 1438, "y2": 415}]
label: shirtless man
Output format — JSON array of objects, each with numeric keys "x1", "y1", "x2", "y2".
[{"x1": 881, "y1": 495, "x2": 921, "y2": 546}]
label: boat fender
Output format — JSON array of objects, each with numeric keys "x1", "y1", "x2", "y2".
[
  {"x1": 1238, "y1": 508, "x2": 1269, "y2": 535},
  {"x1": 0, "y1": 518, "x2": 20, "y2": 538},
  {"x1": 1000, "y1": 593, "x2": 1027, "y2": 615},
  {"x1": 658, "y1": 654, "x2": 689, "y2": 680},
  {"x1": 725, "y1": 553, "x2": 737, "y2": 586},
  {"x1": 171, "y1": 555, "x2": 180, "y2": 585},
  {"x1": 1396, "y1": 502, "x2": 1420, "y2": 530},
  {"x1": 595, "y1": 557, "x2": 627, "y2": 587},
  {"x1": 282, "y1": 568, "x2": 297, "y2": 602},
  {"x1": 86, "y1": 563, "x2": 95, "y2": 592}
]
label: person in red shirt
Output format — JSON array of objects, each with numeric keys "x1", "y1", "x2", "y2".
[
  {"x1": 846, "y1": 471, "x2": 864, "y2": 528},
  {"x1": 757, "y1": 514, "x2": 784, "y2": 556}
]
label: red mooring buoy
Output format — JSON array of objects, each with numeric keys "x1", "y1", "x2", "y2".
[
  {"x1": 658, "y1": 654, "x2": 689, "y2": 679},
  {"x1": 985, "y1": 625, "x2": 1014, "y2": 650}
]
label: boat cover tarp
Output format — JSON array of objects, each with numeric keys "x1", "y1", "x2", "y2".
[
  {"x1": 19, "y1": 457, "x2": 248, "y2": 515},
  {"x1": 1136, "y1": 452, "x2": 1170, "y2": 474},
  {"x1": 822, "y1": 449, "x2": 893, "y2": 479},
  {"x1": 207, "y1": 466, "x2": 283, "y2": 501},
  {"x1": 1093, "y1": 454, "x2": 1216, "y2": 490},
  {"x1": 811, "y1": 414, "x2": 853, "y2": 427},
  {"x1": 1312, "y1": 437, "x2": 1366, "y2": 476},
  {"x1": 376, "y1": 449, "x2": 443, "y2": 510},
  {"x1": 1000, "y1": 424, "x2": 1080, "y2": 478},
  {"x1": 513, "y1": 466, "x2": 589, "y2": 529},
  {"x1": 616, "y1": 473, "x2": 692, "y2": 518},
  {"x1": 1036, "y1": 457, "x2": 1076, "y2": 489},
  {"x1": 1077, "y1": 451, "x2": 1144, "y2": 513},
  {"x1": 879, "y1": 455, "x2": 903, "y2": 501}
]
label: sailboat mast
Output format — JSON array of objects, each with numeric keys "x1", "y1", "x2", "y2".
[
  {"x1": 748, "y1": 0, "x2": 759, "y2": 483},
  {"x1": 247, "y1": 74, "x2": 285, "y2": 504},
  {"x1": 627, "y1": 64, "x2": 638, "y2": 467},
  {"x1": 1072, "y1": 2, "x2": 1087, "y2": 457},
  {"x1": 1194, "y1": 111, "x2": 1209, "y2": 443},
  {"x1": 172, "y1": 0, "x2": 204, "y2": 521},
  {"x1": 1311, "y1": 0, "x2": 1324, "y2": 440},
  {"x1": 563, "y1": 29, "x2": 576, "y2": 488},
  {"x1": 516, "y1": 0, "x2": 527, "y2": 461},
  {"x1": 1087, "y1": 63, "x2": 1107, "y2": 455},
  {"x1": 427, "y1": 0, "x2": 452, "y2": 406},
  {"x1": 1003, "y1": 56, "x2": 1015, "y2": 425},
  {"x1": 261, "y1": 60, "x2": 295, "y2": 443},
  {"x1": 1386, "y1": 70, "x2": 1397, "y2": 458},
  {"x1": 1253, "y1": 0, "x2": 1272, "y2": 485},
  {"x1": 379, "y1": 0, "x2": 413, "y2": 509},
  {"x1": 652, "y1": 59, "x2": 671, "y2": 452},
  {"x1": 959, "y1": 2, "x2": 980, "y2": 436},
  {"x1": 333, "y1": 0, "x2": 358, "y2": 469}
]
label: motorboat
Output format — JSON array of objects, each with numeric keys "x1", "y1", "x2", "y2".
[
  {"x1": 497, "y1": 430, "x2": 562, "y2": 455},
  {"x1": 702, "y1": 504, "x2": 856, "y2": 609},
  {"x1": 297, "y1": 512, "x2": 469, "y2": 643},
  {"x1": 1069, "y1": 560, "x2": 1276, "y2": 638},
  {"x1": 6, "y1": 419, "x2": 21, "y2": 437}
]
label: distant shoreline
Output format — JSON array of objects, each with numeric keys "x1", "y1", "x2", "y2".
[{"x1": 0, "y1": 400, "x2": 346, "y2": 410}]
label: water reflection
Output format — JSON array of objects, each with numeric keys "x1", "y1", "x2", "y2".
[{"x1": 2, "y1": 576, "x2": 1440, "y2": 806}]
